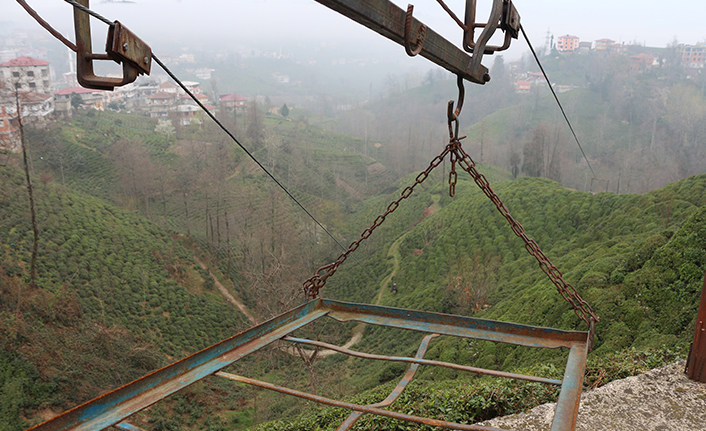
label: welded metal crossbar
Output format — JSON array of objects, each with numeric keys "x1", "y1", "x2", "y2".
[
  {"x1": 283, "y1": 336, "x2": 562, "y2": 385},
  {"x1": 28, "y1": 300, "x2": 590, "y2": 431}
]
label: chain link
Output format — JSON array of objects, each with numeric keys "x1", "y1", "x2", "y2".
[
  {"x1": 449, "y1": 139, "x2": 598, "y2": 326},
  {"x1": 302, "y1": 146, "x2": 451, "y2": 299},
  {"x1": 303, "y1": 81, "x2": 598, "y2": 328}
]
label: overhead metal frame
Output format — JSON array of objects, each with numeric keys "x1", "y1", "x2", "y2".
[{"x1": 28, "y1": 299, "x2": 590, "y2": 431}]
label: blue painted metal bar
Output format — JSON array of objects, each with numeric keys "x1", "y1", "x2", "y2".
[
  {"x1": 216, "y1": 371, "x2": 506, "y2": 431},
  {"x1": 322, "y1": 299, "x2": 588, "y2": 349},
  {"x1": 27, "y1": 300, "x2": 328, "y2": 431},
  {"x1": 550, "y1": 343, "x2": 589, "y2": 431},
  {"x1": 337, "y1": 333, "x2": 437, "y2": 430},
  {"x1": 284, "y1": 336, "x2": 562, "y2": 385},
  {"x1": 113, "y1": 422, "x2": 146, "y2": 431}
]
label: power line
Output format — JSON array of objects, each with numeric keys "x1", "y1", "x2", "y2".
[
  {"x1": 520, "y1": 25, "x2": 597, "y2": 178},
  {"x1": 60, "y1": 0, "x2": 374, "y2": 280}
]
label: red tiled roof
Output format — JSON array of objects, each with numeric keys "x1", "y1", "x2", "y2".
[
  {"x1": 54, "y1": 86, "x2": 103, "y2": 96},
  {"x1": 18, "y1": 92, "x2": 52, "y2": 102},
  {"x1": 159, "y1": 81, "x2": 177, "y2": 88},
  {"x1": 0, "y1": 56, "x2": 50, "y2": 67},
  {"x1": 149, "y1": 91, "x2": 176, "y2": 99},
  {"x1": 219, "y1": 93, "x2": 247, "y2": 102}
]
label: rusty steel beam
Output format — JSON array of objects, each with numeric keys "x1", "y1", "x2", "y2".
[
  {"x1": 313, "y1": 0, "x2": 490, "y2": 84},
  {"x1": 284, "y1": 336, "x2": 562, "y2": 385},
  {"x1": 686, "y1": 270, "x2": 706, "y2": 383},
  {"x1": 337, "y1": 333, "x2": 437, "y2": 430},
  {"x1": 322, "y1": 299, "x2": 588, "y2": 349},
  {"x1": 216, "y1": 371, "x2": 505, "y2": 431},
  {"x1": 26, "y1": 301, "x2": 328, "y2": 431}
]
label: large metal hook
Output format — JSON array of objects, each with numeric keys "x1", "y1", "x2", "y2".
[
  {"x1": 404, "y1": 4, "x2": 427, "y2": 56},
  {"x1": 447, "y1": 75, "x2": 466, "y2": 140}
]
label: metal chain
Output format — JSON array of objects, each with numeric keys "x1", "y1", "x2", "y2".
[
  {"x1": 302, "y1": 146, "x2": 451, "y2": 299},
  {"x1": 447, "y1": 137, "x2": 598, "y2": 326},
  {"x1": 303, "y1": 76, "x2": 598, "y2": 328}
]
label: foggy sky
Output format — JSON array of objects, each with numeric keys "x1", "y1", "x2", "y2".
[{"x1": 4, "y1": 0, "x2": 706, "y2": 62}]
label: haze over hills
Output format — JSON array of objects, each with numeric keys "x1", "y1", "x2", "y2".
[{"x1": 2, "y1": 9, "x2": 706, "y2": 430}]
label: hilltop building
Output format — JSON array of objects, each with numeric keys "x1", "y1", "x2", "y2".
[
  {"x1": 0, "y1": 56, "x2": 52, "y2": 94},
  {"x1": 630, "y1": 53, "x2": 656, "y2": 73},
  {"x1": 557, "y1": 35, "x2": 579, "y2": 52},
  {"x1": 0, "y1": 91, "x2": 54, "y2": 152},
  {"x1": 594, "y1": 39, "x2": 615, "y2": 51},
  {"x1": 677, "y1": 43, "x2": 706, "y2": 68},
  {"x1": 515, "y1": 80, "x2": 531, "y2": 93},
  {"x1": 0, "y1": 56, "x2": 56, "y2": 152},
  {"x1": 219, "y1": 93, "x2": 247, "y2": 112}
]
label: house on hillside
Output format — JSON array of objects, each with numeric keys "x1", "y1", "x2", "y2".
[
  {"x1": 630, "y1": 53, "x2": 656, "y2": 73},
  {"x1": 516, "y1": 80, "x2": 531, "y2": 93},
  {"x1": 175, "y1": 104, "x2": 200, "y2": 126},
  {"x1": 54, "y1": 86, "x2": 107, "y2": 116},
  {"x1": 271, "y1": 72, "x2": 290, "y2": 84},
  {"x1": 594, "y1": 39, "x2": 615, "y2": 51},
  {"x1": 219, "y1": 93, "x2": 247, "y2": 112},
  {"x1": 147, "y1": 91, "x2": 178, "y2": 118},
  {"x1": 557, "y1": 35, "x2": 579, "y2": 52},
  {"x1": 677, "y1": 43, "x2": 706, "y2": 68},
  {"x1": 0, "y1": 91, "x2": 55, "y2": 152},
  {"x1": 182, "y1": 81, "x2": 202, "y2": 94},
  {"x1": 0, "y1": 56, "x2": 52, "y2": 94},
  {"x1": 159, "y1": 81, "x2": 180, "y2": 94},
  {"x1": 578, "y1": 41, "x2": 592, "y2": 53}
]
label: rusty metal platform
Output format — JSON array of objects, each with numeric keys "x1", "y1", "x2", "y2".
[{"x1": 27, "y1": 299, "x2": 590, "y2": 431}]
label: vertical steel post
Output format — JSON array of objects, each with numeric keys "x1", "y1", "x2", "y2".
[{"x1": 686, "y1": 270, "x2": 706, "y2": 382}]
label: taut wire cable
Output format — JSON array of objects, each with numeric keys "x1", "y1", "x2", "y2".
[{"x1": 520, "y1": 25, "x2": 597, "y2": 178}]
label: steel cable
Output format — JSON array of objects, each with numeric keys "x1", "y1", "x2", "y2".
[
  {"x1": 520, "y1": 25, "x2": 597, "y2": 178},
  {"x1": 50, "y1": 0, "x2": 374, "y2": 282}
]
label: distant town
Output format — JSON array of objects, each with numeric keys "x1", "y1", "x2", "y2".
[{"x1": 1, "y1": 27, "x2": 705, "y2": 153}]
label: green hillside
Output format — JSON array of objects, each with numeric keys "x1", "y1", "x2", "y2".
[
  {"x1": 244, "y1": 173, "x2": 704, "y2": 430},
  {"x1": 0, "y1": 164, "x2": 249, "y2": 430}
]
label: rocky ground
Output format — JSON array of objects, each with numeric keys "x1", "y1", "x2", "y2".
[{"x1": 477, "y1": 360, "x2": 706, "y2": 431}]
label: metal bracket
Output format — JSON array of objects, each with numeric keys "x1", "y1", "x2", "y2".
[
  {"x1": 314, "y1": 0, "x2": 490, "y2": 84},
  {"x1": 73, "y1": 0, "x2": 151, "y2": 90},
  {"x1": 463, "y1": 0, "x2": 520, "y2": 55}
]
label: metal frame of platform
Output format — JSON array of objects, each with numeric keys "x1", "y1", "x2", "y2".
[{"x1": 28, "y1": 299, "x2": 590, "y2": 431}]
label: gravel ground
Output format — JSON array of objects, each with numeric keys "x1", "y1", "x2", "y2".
[{"x1": 477, "y1": 360, "x2": 706, "y2": 431}]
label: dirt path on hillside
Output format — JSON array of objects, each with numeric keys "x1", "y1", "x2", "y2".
[
  {"x1": 201, "y1": 200, "x2": 440, "y2": 359},
  {"x1": 193, "y1": 256, "x2": 257, "y2": 325},
  {"x1": 291, "y1": 199, "x2": 442, "y2": 359}
]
